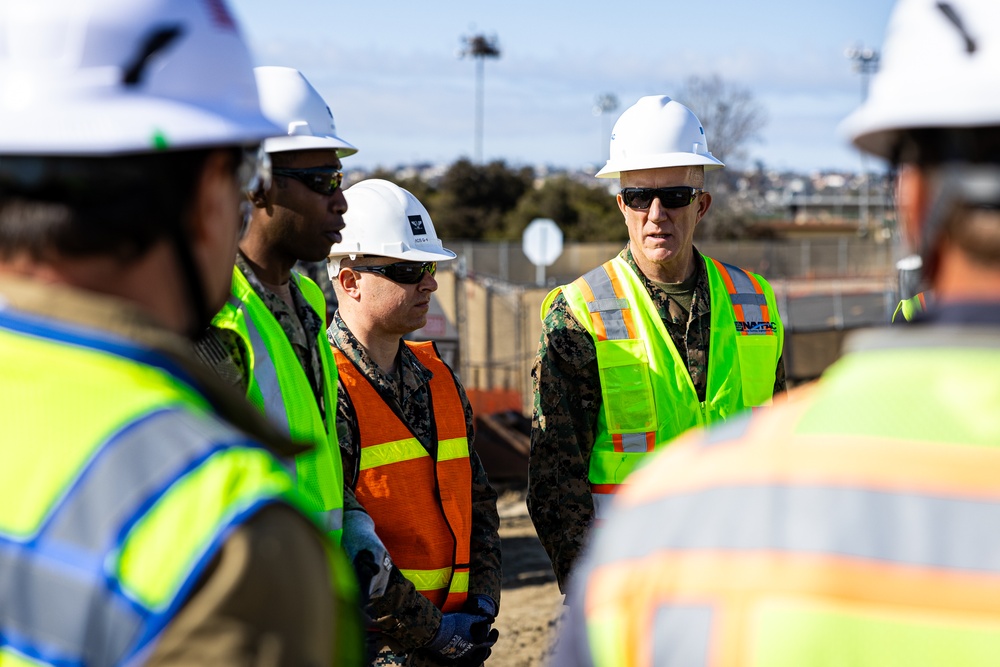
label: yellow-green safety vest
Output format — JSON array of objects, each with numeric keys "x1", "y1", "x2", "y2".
[
  {"x1": 579, "y1": 328, "x2": 1000, "y2": 667},
  {"x1": 549, "y1": 255, "x2": 783, "y2": 517},
  {"x1": 892, "y1": 291, "x2": 929, "y2": 323},
  {"x1": 0, "y1": 306, "x2": 312, "y2": 666},
  {"x1": 211, "y1": 266, "x2": 344, "y2": 545}
]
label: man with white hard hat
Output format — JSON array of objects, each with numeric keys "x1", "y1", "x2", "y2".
[
  {"x1": 327, "y1": 180, "x2": 502, "y2": 666},
  {"x1": 196, "y1": 65, "x2": 356, "y2": 547},
  {"x1": 527, "y1": 95, "x2": 786, "y2": 592},
  {"x1": 0, "y1": 2, "x2": 360, "y2": 665},
  {"x1": 553, "y1": 1, "x2": 1000, "y2": 665}
]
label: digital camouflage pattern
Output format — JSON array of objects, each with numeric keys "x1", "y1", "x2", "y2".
[
  {"x1": 527, "y1": 246, "x2": 786, "y2": 592},
  {"x1": 330, "y1": 313, "x2": 502, "y2": 664},
  {"x1": 193, "y1": 252, "x2": 328, "y2": 420}
]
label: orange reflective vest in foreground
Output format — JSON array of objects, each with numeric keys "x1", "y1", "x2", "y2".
[
  {"x1": 576, "y1": 330, "x2": 1000, "y2": 667},
  {"x1": 333, "y1": 341, "x2": 472, "y2": 612}
]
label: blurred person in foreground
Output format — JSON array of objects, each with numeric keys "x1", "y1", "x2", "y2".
[
  {"x1": 195, "y1": 65, "x2": 356, "y2": 547},
  {"x1": 554, "y1": 1, "x2": 1000, "y2": 664},
  {"x1": 328, "y1": 180, "x2": 502, "y2": 666},
  {"x1": 528, "y1": 96, "x2": 786, "y2": 592},
  {"x1": 0, "y1": 1, "x2": 360, "y2": 665}
]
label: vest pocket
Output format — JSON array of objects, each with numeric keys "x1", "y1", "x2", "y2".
[
  {"x1": 736, "y1": 335, "x2": 778, "y2": 407},
  {"x1": 595, "y1": 339, "x2": 656, "y2": 433}
]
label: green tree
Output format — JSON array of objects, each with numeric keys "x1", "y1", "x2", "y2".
[
  {"x1": 676, "y1": 74, "x2": 768, "y2": 240},
  {"x1": 430, "y1": 159, "x2": 534, "y2": 240},
  {"x1": 503, "y1": 176, "x2": 625, "y2": 242}
]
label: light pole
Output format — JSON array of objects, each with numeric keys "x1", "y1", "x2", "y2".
[
  {"x1": 846, "y1": 45, "x2": 880, "y2": 237},
  {"x1": 592, "y1": 93, "x2": 619, "y2": 166},
  {"x1": 459, "y1": 33, "x2": 501, "y2": 164}
]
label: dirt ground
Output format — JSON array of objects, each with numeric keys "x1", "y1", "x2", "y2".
[{"x1": 489, "y1": 484, "x2": 566, "y2": 667}]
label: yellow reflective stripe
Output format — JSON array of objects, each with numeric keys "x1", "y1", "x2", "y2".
[
  {"x1": 754, "y1": 598, "x2": 1000, "y2": 666},
  {"x1": 360, "y1": 438, "x2": 427, "y2": 471},
  {"x1": 449, "y1": 569, "x2": 470, "y2": 594},
  {"x1": 400, "y1": 565, "x2": 454, "y2": 591},
  {"x1": 398, "y1": 566, "x2": 471, "y2": 594},
  {"x1": 438, "y1": 437, "x2": 469, "y2": 462}
]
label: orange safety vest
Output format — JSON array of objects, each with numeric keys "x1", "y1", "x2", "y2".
[{"x1": 333, "y1": 341, "x2": 472, "y2": 612}]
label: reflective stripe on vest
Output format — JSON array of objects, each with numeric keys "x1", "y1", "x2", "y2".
[
  {"x1": 0, "y1": 311, "x2": 299, "y2": 666},
  {"x1": 334, "y1": 341, "x2": 472, "y2": 612},
  {"x1": 212, "y1": 266, "x2": 344, "y2": 544},
  {"x1": 581, "y1": 340, "x2": 1000, "y2": 666},
  {"x1": 558, "y1": 255, "x2": 782, "y2": 518}
]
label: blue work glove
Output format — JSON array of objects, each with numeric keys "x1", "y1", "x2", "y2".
[
  {"x1": 425, "y1": 612, "x2": 498, "y2": 664},
  {"x1": 465, "y1": 594, "x2": 498, "y2": 622}
]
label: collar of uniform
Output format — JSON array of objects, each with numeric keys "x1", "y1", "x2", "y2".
[
  {"x1": 0, "y1": 272, "x2": 184, "y2": 352},
  {"x1": 0, "y1": 272, "x2": 309, "y2": 459},
  {"x1": 621, "y1": 245, "x2": 712, "y2": 320},
  {"x1": 329, "y1": 312, "x2": 434, "y2": 393}
]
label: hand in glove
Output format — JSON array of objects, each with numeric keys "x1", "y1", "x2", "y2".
[{"x1": 424, "y1": 612, "x2": 498, "y2": 665}]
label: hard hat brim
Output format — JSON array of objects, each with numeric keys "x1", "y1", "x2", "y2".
[
  {"x1": 0, "y1": 97, "x2": 280, "y2": 155},
  {"x1": 595, "y1": 152, "x2": 725, "y2": 179},
  {"x1": 264, "y1": 134, "x2": 358, "y2": 157},
  {"x1": 328, "y1": 245, "x2": 457, "y2": 263}
]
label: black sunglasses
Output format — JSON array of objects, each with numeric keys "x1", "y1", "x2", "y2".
[
  {"x1": 352, "y1": 261, "x2": 437, "y2": 285},
  {"x1": 272, "y1": 166, "x2": 344, "y2": 196},
  {"x1": 620, "y1": 186, "x2": 704, "y2": 210}
]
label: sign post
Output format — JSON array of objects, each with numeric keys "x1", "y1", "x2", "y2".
[{"x1": 521, "y1": 218, "x2": 563, "y2": 286}]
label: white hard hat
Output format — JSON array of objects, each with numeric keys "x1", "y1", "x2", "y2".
[
  {"x1": 254, "y1": 66, "x2": 357, "y2": 157},
  {"x1": 0, "y1": 0, "x2": 278, "y2": 155},
  {"x1": 596, "y1": 95, "x2": 725, "y2": 178},
  {"x1": 841, "y1": 0, "x2": 1000, "y2": 159},
  {"x1": 328, "y1": 179, "x2": 456, "y2": 264}
]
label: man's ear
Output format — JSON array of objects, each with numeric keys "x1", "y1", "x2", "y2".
[
  {"x1": 187, "y1": 150, "x2": 236, "y2": 246},
  {"x1": 897, "y1": 165, "x2": 929, "y2": 253},
  {"x1": 338, "y1": 265, "x2": 362, "y2": 300}
]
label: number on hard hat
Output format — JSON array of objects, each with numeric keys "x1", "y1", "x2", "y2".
[
  {"x1": 595, "y1": 95, "x2": 725, "y2": 179},
  {"x1": 254, "y1": 66, "x2": 358, "y2": 157},
  {"x1": 327, "y1": 179, "x2": 456, "y2": 278},
  {"x1": 0, "y1": 0, "x2": 278, "y2": 155},
  {"x1": 842, "y1": 0, "x2": 1000, "y2": 160}
]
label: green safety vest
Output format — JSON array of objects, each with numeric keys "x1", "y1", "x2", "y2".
[
  {"x1": 0, "y1": 306, "x2": 309, "y2": 666},
  {"x1": 550, "y1": 255, "x2": 782, "y2": 515},
  {"x1": 212, "y1": 266, "x2": 344, "y2": 545},
  {"x1": 892, "y1": 291, "x2": 929, "y2": 323}
]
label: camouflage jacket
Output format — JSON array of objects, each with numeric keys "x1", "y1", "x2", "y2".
[
  {"x1": 527, "y1": 246, "x2": 786, "y2": 592},
  {"x1": 329, "y1": 313, "x2": 502, "y2": 656},
  {"x1": 193, "y1": 252, "x2": 328, "y2": 420}
]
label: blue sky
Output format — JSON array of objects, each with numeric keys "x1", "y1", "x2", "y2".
[{"x1": 228, "y1": 0, "x2": 896, "y2": 174}]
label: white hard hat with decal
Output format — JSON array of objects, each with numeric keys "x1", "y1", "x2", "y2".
[
  {"x1": 328, "y1": 179, "x2": 456, "y2": 267},
  {"x1": 0, "y1": 0, "x2": 278, "y2": 155},
  {"x1": 254, "y1": 66, "x2": 358, "y2": 156},
  {"x1": 596, "y1": 95, "x2": 725, "y2": 178}
]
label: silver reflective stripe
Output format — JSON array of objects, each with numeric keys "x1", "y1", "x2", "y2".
[
  {"x1": 0, "y1": 541, "x2": 141, "y2": 665},
  {"x1": 620, "y1": 432, "x2": 648, "y2": 453},
  {"x1": 593, "y1": 484, "x2": 1000, "y2": 574},
  {"x1": 3, "y1": 409, "x2": 232, "y2": 665},
  {"x1": 235, "y1": 297, "x2": 291, "y2": 436},
  {"x1": 580, "y1": 266, "x2": 631, "y2": 341},
  {"x1": 324, "y1": 507, "x2": 344, "y2": 533},
  {"x1": 652, "y1": 604, "x2": 713, "y2": 667},
  {"x1": 46, "y1": 411, "x2": 232, "y2": 551},
  {"x1": 718, "y1": 262, "x2": 766, "y2": 326},
  {"x1": 592, "y1": 491, "x2": 616, "y2": 521}
]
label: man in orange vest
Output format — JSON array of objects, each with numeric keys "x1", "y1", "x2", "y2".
[
  {"x1": 327, "y1": 179, "x2": 502, "y2": 666},
  {"x1": 554, "y1": 1, "x2": 1000, "y2": 665}
]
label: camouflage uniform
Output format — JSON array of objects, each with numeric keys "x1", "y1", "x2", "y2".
[
  {"x1": 330, "y1": 313, "x2": 502, "y2": 666},
  {"x1": 528, "y1": 246, "x2": 786, "y2": 592}
]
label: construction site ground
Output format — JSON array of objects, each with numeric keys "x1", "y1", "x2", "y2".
[{"x1": 490, "y1": 484, "x2": 564, "y2": 666}]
